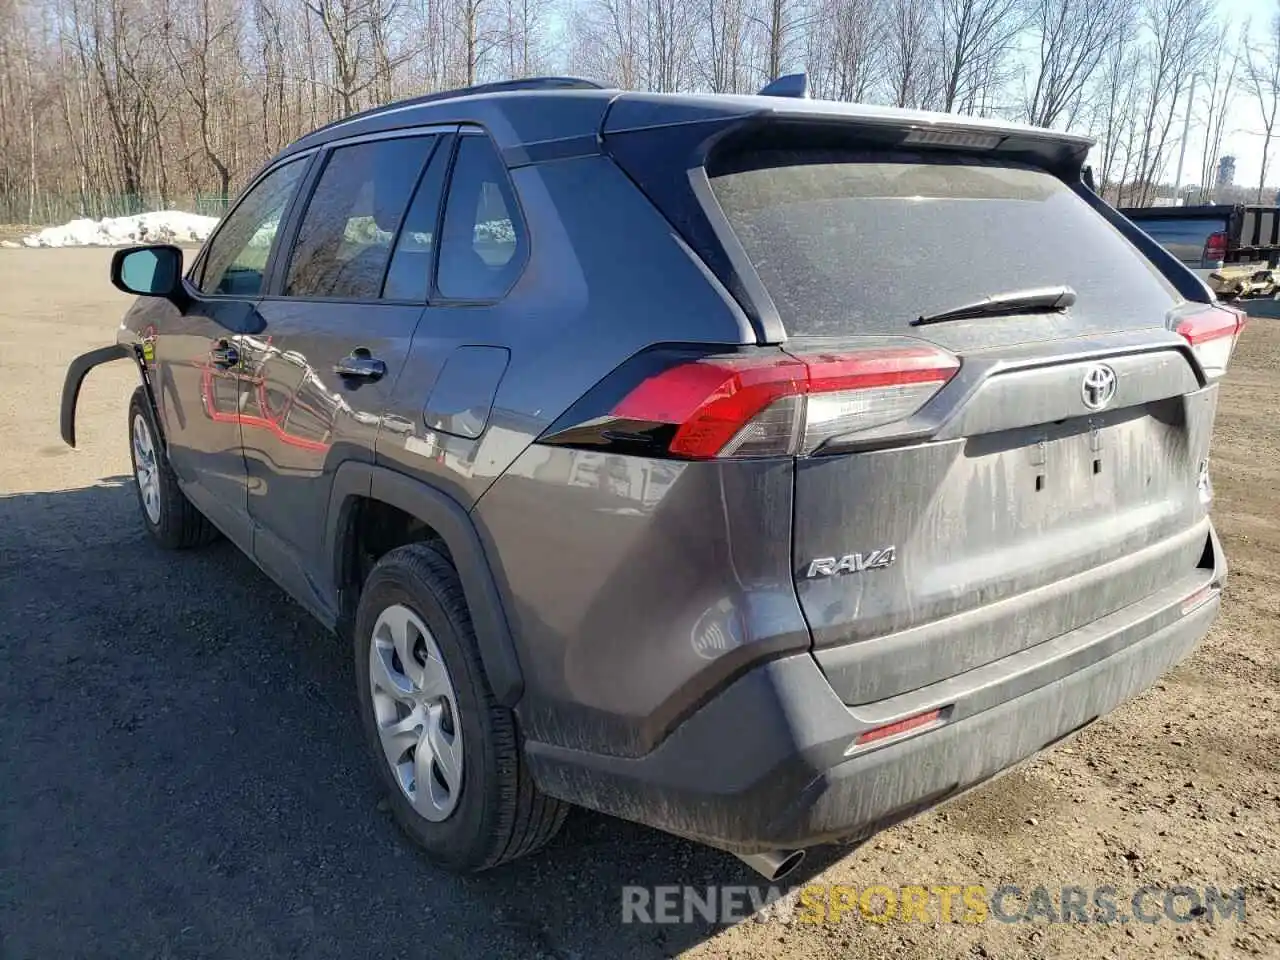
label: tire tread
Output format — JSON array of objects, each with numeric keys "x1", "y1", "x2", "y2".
[
  {"x1": 362, "y1": 541, "x2": 567, "y2": 871},
  {"x1": 129, "y1": 387, "x2": 218, "y2": 549}
]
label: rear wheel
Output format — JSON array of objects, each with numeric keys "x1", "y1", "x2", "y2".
[
  {"x1": 127, "y1": 387, "x2": 218, "y2": 549},
  {"x1": 354, "y1": 542, "x2": 568, "y2": 871}
]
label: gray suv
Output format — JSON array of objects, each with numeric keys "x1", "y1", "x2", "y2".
[{"x1": 61, "y1": 77, "x2": 1242, "y2": 880}]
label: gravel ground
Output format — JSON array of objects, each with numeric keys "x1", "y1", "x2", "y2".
[{"x1": 1, "y1": 248, "x2": 1277, "y2": 959}]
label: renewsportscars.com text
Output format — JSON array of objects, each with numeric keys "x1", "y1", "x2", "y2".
[{"x1": 621, "y1": 883, "x2": 1247, "y2": 926}]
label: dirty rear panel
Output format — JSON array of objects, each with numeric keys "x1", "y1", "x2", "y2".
[
  {"x1": 794, "y1": 346, "x2": 1217, "y2": 704},
  {"x1": 706, "y1": 147, "x2": 1218, "y2": 706}
]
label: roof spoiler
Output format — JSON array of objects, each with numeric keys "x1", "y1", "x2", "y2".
[
  {"x1": 602, "y1": 94, "x2": 1093, "y2": 174},
  {"x1": 758, "y1": 73, "x2": 809, "y2": 99}
]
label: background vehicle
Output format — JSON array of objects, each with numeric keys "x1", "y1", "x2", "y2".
[
  {"x1": 1120, "y1": 203, "x2": 1280, "y2": 270},
  {"x1": 61, "y1": 77, "x2": 1239, "y2": 881},
  {"x1": 1205, "y1": 264, "x2": 1280, "y2": 300}
]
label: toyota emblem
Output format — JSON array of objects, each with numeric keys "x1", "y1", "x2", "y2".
[{"x1": 1081, "y1": 364, "x2": 1117, "y2": 410}]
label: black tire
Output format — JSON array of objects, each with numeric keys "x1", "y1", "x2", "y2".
[
  {"x1": 354, "y1": 542, "x2": 568, "y2": 872},
  {"x1": 127, "y1": 387, "x2": 218, "y2": 549}
]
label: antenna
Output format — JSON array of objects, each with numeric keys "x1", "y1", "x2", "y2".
[{"x1": 758, "y1": 73, "x2": 809, "y2": 99}]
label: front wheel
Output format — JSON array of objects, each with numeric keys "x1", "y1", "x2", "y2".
[
  {"x1": 354, "y1": 542, "x2": 568, "y2": 871},
  {"x1": 127, "y1": 387, "x2": 218, "y2": 549}
]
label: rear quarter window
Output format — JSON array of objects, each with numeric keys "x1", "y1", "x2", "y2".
[
  {"x1": 709, "y1": 151, "x2": 1179, "y2": 337},
  {"x1": 436, "y1": 134, "x2": 526, "y2": 301}
]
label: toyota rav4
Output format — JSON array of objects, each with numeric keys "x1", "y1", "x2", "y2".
[{"x1": 60, "y1": 76, "x2": 1241, "y2": 880}]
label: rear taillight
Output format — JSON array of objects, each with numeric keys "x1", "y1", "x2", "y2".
[
  {"x1": 1203, "y1": 231, "x2": 1227, "y2": 264},
  {"x1": 607, "y1": 346, "x2": 959, "y2": 459},
  {"x1": 1176, "y1": 305, "x2": 1246, "y2": 380}
]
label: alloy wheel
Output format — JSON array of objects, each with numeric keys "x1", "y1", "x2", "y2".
[
  {"x1": 132, "y1": 413, "x2": 161, "y2": 525},
  {"x1": 368, "y1": 603, "x2": 464, "y2": 821}
]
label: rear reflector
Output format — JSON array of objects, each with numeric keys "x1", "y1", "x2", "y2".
[
  {"x1": 1181, "y1": 584, "x2": 1218, "y2": 616},
  {"x1": 612, "y1": 346, "x2": 960, "y2": 459},
  {"x1": 1176, "y1": 306, "x2": 1246, "y2": 380},
  {"x1": 853, "y1": 708, "x2": 944, "y2": 747}
]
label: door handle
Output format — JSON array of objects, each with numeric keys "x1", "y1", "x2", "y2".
[
  {"x1": 334, "y1": 348, "x2": 386, "y2": 382},
  {"x1": 210, "y1": 340, "x2": 239, "y2": 368}
]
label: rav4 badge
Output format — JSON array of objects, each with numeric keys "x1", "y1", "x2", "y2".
[{"x1": 806, "y1": 548, "x2": 897, "y2": 578}]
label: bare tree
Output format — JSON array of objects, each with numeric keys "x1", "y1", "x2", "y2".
[
  {"x1": 698, "y1": 0, "x2": 751, "y2": 93},
  {"x1": 367, "y1": 0, "x2": 400, "y2": 103},
  {"x1": 0, "y1": 0, "x2": 36, "y2": 217},
  {"x1": 807, "y1": 0, "x2": 883, "y2": 101},
  {"x1": 647, "y1": 0, "x2": 699, "y2": 90},
  {"x1": 747, "y1": 0, "x2": 807, "y2": 82},
  {"x1": 455, "y1": 0, "x2": 500, "y2": 84},
  {"x1": 4, "y1": 0, "x2": 1277, "y2": 226},
  {"x1": 882, "y1": 0, "x2": 941, "y2": 108},
  {"x1": 1245, "y1": 6, "x2": 1280, "y2": 203},
  {"x1": 1023, "y1": 0, "x2": 1134, "y2": 129},
  {"x1": 251, "y1": 0, "x2": 286, "y2": 154},
  {"x1": 306, "y1": 0, "x2": 369, "y2": 114},
  {"x1": 160, "y1": 0, "x2": 237, "y2": 196},
  {"x1": 569, "y1": 0, "x2": 645, "y2": 87},
  {"x1": 76, "y1": 0, "x2": 170, "y2": 200},
  {"x1": 936, "y1": 0, "x2": 1027, "y2": 114},
  {"x1": 1197, "y1": 19, "x2": 1241, "y2": 202},
  {"x1": 498, "y1": 0, "x2": 550, "y2": 78},
  {"x1": 1090, "y1": 37, "x2": 1143, "y2": 202},
  {"x1": 1131, "y1": 0, "x2": 1214, "y2": 206}
]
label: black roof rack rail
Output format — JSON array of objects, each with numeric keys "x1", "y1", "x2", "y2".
[{"x1": 302, "y1": 77, "x2": 608, "y2": 141}]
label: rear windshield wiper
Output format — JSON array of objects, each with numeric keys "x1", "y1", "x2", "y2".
[{"x1": 912, "y1": 286, "x2": 1077, "y2": 326}]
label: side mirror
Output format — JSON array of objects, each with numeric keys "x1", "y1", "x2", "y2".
[{"x1": 110, "y1": 245, "x2": 187, "y2": 305}]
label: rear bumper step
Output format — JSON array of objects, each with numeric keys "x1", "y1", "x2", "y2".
[{"x1": 524, "y1": 526, "x2": 1224, "y2": 853}]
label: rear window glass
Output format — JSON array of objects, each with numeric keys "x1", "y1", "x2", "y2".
[{"x1": 710, "y1": 152, "x2": 1178, "y2": 336}]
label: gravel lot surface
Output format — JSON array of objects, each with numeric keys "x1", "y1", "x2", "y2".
[{"x1": 2, "y1": 248, "x2": 1277, "y2": 958}]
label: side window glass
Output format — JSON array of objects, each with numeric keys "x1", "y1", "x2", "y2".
[
  {"x1": 200, "y1": 158, "x2": 306, "y2": 296},
  {"x1": 382, "y1": 137, "x2": 450, "y2": 301},
  {"x1": 284, "y1": 136, "x2": 434, "y2": 300},
  {"x1": 437, "y1": 135, "x2": 526, "y2": 300}
]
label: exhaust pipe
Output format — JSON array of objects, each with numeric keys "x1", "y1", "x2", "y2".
[{"x1": 734, "y1": 848, "x2": 806, "y2": 882}]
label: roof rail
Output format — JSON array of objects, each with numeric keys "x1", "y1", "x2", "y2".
[
  {"x1": 758, "y1": 73, "x2": 809, "y2": 99},
  {"x1": 303, "y1": 77, "x2": 608, "y2": 140},
  {"x1": 445, "y1": 76, "x2": 607, "y2": 98}
]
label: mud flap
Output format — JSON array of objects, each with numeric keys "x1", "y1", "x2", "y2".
[{"x1": 60, "y1": 343, "x2": 131, "y2": 447}]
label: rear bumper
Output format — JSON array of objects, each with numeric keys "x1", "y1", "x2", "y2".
[{"x1": 525, "y1": 528, "x2": 1224, "y2": 854}]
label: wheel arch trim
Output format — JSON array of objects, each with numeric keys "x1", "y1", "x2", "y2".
[
  {"x1": 325, "y1": 461, "x2": 524, "y2": 707},
  {"x1": 60, "y1": 343, "x2": 134, "y2": 447}
]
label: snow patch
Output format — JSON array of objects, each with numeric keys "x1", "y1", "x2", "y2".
[
  {"x1": 20, "y1": 210, "x2": 219, "y2": 248},
  {"x1": 475, "y1": 218, "x2": 515, "y2": 244}
]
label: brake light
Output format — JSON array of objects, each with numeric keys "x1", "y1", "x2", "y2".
[
  {"x1": 612, "y1": 346, "x2": 959, "y2": 459},
  {"x1": 1203, "y1": 231, "x2": 1227, "y2": 264},
  {"x1": 1176, "y1": 306, "x2": 1246, "y2": 379}
]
